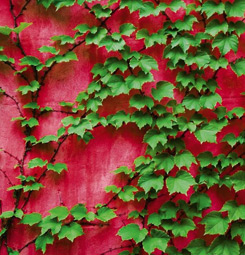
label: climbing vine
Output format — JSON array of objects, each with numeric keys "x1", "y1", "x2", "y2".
[{"x1": 0, "y1": 0, "x2": 245, "y2": 254}]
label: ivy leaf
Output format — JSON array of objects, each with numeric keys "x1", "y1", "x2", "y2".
[
  {"x1": 209, "y1": 236, "x2": 239, "y2": 255},
  {"x1": 202, "y1": 1, "x2": 225, "y2": 18},
  {"x1": 49, "y1": 206, "x2": 69, "y2": 221},
  {"x1": 164, "y1": 46, "x2": 186, "y2": 66},
  {"x1": 39, "y1": 135, "x2": 58, "y2": 144},
  {"x1": 21, "y1": 117, "x2": 39, "y2": 128},
  {"x1": 104, "y1": 57, "x2": 128, "y2": 73},
  {"x1": 182, "y1": 95, "x2": 201, "y2": 111},
  {"x1": 201, "y1": 212, "x2": 229, "y2": 235},
  {"x1": 171, "y1": 34, "x2": 195, "y2": 53},
  {"x1": 152, "y1": 81, "x2": 174, "y2": 101},
  {"x1": 131, "y1": 111, "x2": 153, "y2": 129},
  {"x1": 142, "y1": 229, "x2": 170, "y2": 254},
  {"x1": 118, "y1": 186, "x2": 138, "y2": 202},
  {"x1": 0, "y1": 25, "x2": 12, "y2": 35},
  {"x1": 105, "y1": 185, "x2": 121, "y2": 194},
  {"x1": 166, "y1": 170, "x2": 196, "y2": 195},
  {"x1": 86, "y1": 27, "x2": 107, "y2": 45},
  {"x1": 47, "y1": 163, "x2": 68, "y2": 174},
  {"x1": 231, "y1": 222, "x2": 245, "y2": 243},
  {"x1": 172, "y1": 218, "x2": 196, "y2": 237},
  {"x1": 17, "y1": 80, "x2": 40, "y2": 95},
  {"x1": 119, "y1": 23, "x2": 136, "y2": 36},
  {"x1": 225, "y1": 0, "x2": 245, "y2": 17},
  {"x1": 21, "y1": 213, "x2": 42, "y2": 226},
  {"x1": 96, "y1": 207, "x2": 116, "y2": 222},
  {"x1": 190, "y1": 192, "x2": 211, "y2": 211},
  {"x1": 0, "y1": 211, "x2": 14, "y2": 219},
  {"x1": 174, "y1": 150, "x2": 196, "y2": 169},
  {"x1": 198, "y1": 168, "x2": 219, "y2": 188},
  {"x1": 20, "y1": 56, "x2": 41, "y2": 66},
  {"x1": 28, "y1": 158, "x2": 47, "y2": 168},
  {"x1": 174, "y1": 16, "x2": 197, "y2": 31},
  {"x1": 38, "y1": 216, "x2": 62, "y2": 235},
  {"x1": 159, "y1": 201, "x2": 178, "y2": 219},
  {"x1": 194, "y1": 123, "x2": 220, "y2": 143},
  {"x1": 23, "y1": 102, "x2": 40, "y2": 109},
  {"x1": 186, "y1": 51, "x2": 210, "y2": 68},
  {"x1": 13, "y1": 22, "x2": 32, "y2": 33},
  {"x1": 58, "y1": 222, "x2": 84, "y2": 242},
  {"x1": 117, "y1": 224, "x2": 147, "y2": 244},
  {"x1": 91, "y1": 4, "x2": 112, "y2": 18},
  {"x1": 35, "y1": 233, "x2": 54, "y2": 253},
  {"x1": 231, "y1": 59, "x2": 245, "y2": 77},
  {"x1": 143, "y1": 129, "x2": 167, "y2": 149},
  {"x1": 187, "y1": 239, "x2": 209, "y2": 255},
  {"x1": 154, "y1": 153, "x2": 174, "y2": 173},
  {"x1": 197, "y1": 151, "x2": 218, "y2": 168},
  {"x1": 200, "y1": 93, "x2": 222, "y2": 109},
  {"x1": 138, "y1": 55, "x2": 158, "y2": 74},
  {"x1": 39, "y1": 46, "x2": 59, "y2": 55},
  {"x1": 220, "y1": 200, "x2": 245, "y2": 221},
  {"x1": 107, "y1": 111, "x2": 130, "y2": 129},
  {"x1": 53, "y1": 0, "x2": 76, "y2": 10},
  {"x1": 130, "y1": 94, "x2": 154, "y2": 110},
  {"x1": 213, "y1": 34, "x2": 238, "y2": 55},
  {"x1": 120, "y1": 0, "x2": 143, "y2": 13},
  {"x1": 206, "y1": 20, "x2": 228, "y2": 36},
  {"x1": 70, "y1": 204, "x2": 87, "y2": 220},
  {"x1": 138, "y1": 174, "x2": 164, "y2": 193},
  {"x1": 126, "y1": 71, "x2": 154, "y2": 89},
  {"x1": 230, "y1": 171, "x2": 245, "y2": 192},
  {"x1": 148, "y1": 213, "x2": 162, "y2": 226}
]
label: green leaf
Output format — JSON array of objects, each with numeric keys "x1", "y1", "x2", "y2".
[
  {"x1": 174, "y1": 15, "x2": 197, "y2": 31},
  {"x1": 186, "y1": 51, "x2": 211, "y2": 68},
  {"x1": 220, "y1": 200, "x2": 245, "y2": 221},
  {"x1": 166, "y1": 170, "x2": 195, "y2": 195},
  {"x1": 221, "y1": 133, "x2": 238, "y2": 147},
  {"x1": 13, "y1": 22, "x2": 32, "y2": 33},
  {"x1": 28, "y1": 158, "x2": 47, "y2": 168},
  {"x1": 20, "y1": 56, "x2": 41, "y2": 66},
  {"x1": 114, "y1": 166, "x2": 132, "y2": 175},
  {"x1": 197, "y1": 151, "x2": 218, "y2": 168},
  {"x1": 23, "y1": 102, "x2": 40, "y2": 109},
  {"x1": 107, "y1": 111, "x2": 130, "y2": 129},
  {"x1": 187, "y1": 239, "x2": 209, "y2": 255},
  {"x1": 86, "y1": 27, "x2": 107, "y2": 45},
  {"x1": 198, "y1": 168, "x2": 219, "y2": 188},
  {"x1": 138, "y1": 174, "x2": 164, "y2": 193},
  {"x1": 126, "y1": 71, "x2": 154, "y2": 89},
  {"x1": 206, "y1": 20, "x2": 228, "y2": 36},
  {"x1": 182, "y1": 95, "x2": 201, "y2": 111},
  {"x1": 200, "y1": 93, "x2": 222, "y2": 109},
  {"x1": 97, "y1": 207, "x2": 116, "y2": 222},
  {"x1": 0, "y1": 211, "x2": 14, "y2": 219},
  {"x1": 142, "y1": 229, "x2": 170, "y2": 253},
  {"x1": 38, "y1": 215, "x2": 62, "y2": 235},
  {"x1": 134, "y1": 55, "x2": 158, "y2": 74},
  {"x1": 53, "y1": 0, "x2": 76, "y2": 10},
  {"x1": 120, "y1": 0, "x2": 142, "y2": 13},
  {"x1": 130, "y1": 94, "x2": 154, "y2": 110},
  {"x1": 17, "y1": 80, "x2": 40, "y2": 95},
  {"x1": 152, "y1": 81, "x2": 174, "y2": 101},
  {"x1": 213, "y1": 34, "x2": 238, "y2": 55},
  {"x1": 35, "y1": 232, "x2": 54, "y2": 253},
  {"x1": 171, "y1": 34, "x2": 196, "y2": 53},
  {"x1": 147, "y1": 213, "x2": 161, "y2": 226},
  {"x1": 21, "y1": 213, "x2": 42, "y2": 226},
  {"x1": 105, "y1": 185, "x2": 121, "y2": 194},
  {"x1": 23, "y1": 182, "x2": 44, "y2": 192},
  {"x1": 39, "y1": 46, "x2": 59, "y2": 55},
  {"x1": 70, "y1": 204, "x2": 87, "y2": 220},
  {"x1": 104, "y1": 57, "x2": 127, "y2": 73},
  {"x1": 174, "y1": 150, "x2": 196, "y2": 169},
  {"x1": 39, "y1": 135, "x2": 58, "y2": 144},
  {"x1": 117, "y1": 223, "x2": 147, "y2": 243},
  {"x1": 143, "y1": 129, "x2": 167, "y2": 149},
  {"x1": 231, "y1": 222, "x2": 245, "y2": 243},
  {"x1": 68, "y1": 119, "x2": 93, "y2": 137},
  {"x1": 131, "y1": 111, "x2": 153, "y2": 129},
  {"x1": 172, "y1": 218, "x2": 196, "y2": 237},
  {"x1": 119, "y1": 23, "x2": 136, "y2": 36},
  {"x1": 47, "y1": 163, "x2": 67, "y2": 174},
  {"x1": 159, "y1": 201, "x2": 178, "y2": 219},
  {"x1": 91, "y1": 4, "x2": 112, "y2": 18},
  {"x1": 49, "y1": 206, "x2": 69, "y2": 221},
  {"x1": 225, "y1": 0, "x2": 245, "y2": 17},
  {"x1": 202, "y1": 1, "x2": 225, "y2": 18},
  {"x1": 209, "y1": 236, "x2": 239, "y2": 255},
  {"x1": 230, "y1": 171, "x2": 245, "y2": 192},
  {"x1": 62, "y1": 116, "x2": 80, "y2": 127},
  {"x1": 0, "y1": 26, "x2": 12, "y2": 35},
  {"x1": 154, "y1": 153, "x2": 174, "y2": 173},
  {"x1": 118, "y1": 186, "x2": 138, "y2": 202},
  {"x1": 231, "y1": 59, "x2": 245, "y2": 77},
  {"x1": 194, "y1": 123, "x2": 220, "y2": 143},
  {"x1": 21, "y1": 117, "x2": 39, "y2": 128},
  {"x1": 190, "y1": 192, "x2": 211, "y2": 211},
  {"x1": 58, "y1": 222, "x2": 84, "y2": 242},
  {"x1": 201, "y1": 212, "x2": 229, "y2": 235},
  {"x1": 51, "y1": 34, "x2": 75, "y2": 45}
]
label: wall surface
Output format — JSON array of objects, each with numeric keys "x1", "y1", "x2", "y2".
[{"x1": 0, "y1": 0, "x2": 244, "y2": 254}]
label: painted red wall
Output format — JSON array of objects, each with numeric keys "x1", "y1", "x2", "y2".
[{"x1": 0, "y1": 0, "x2": 245, "y2": 254}]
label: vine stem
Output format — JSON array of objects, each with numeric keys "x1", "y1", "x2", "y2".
[
  {"x1": 100, "y1": 245, "x2": 133, "y2": 255},
  {"x1": 0, "y1": 148, "x2": 21, "y2": 164},
  {"x1": 0, "y1": 169, "x2": 13, "y2": 185}
]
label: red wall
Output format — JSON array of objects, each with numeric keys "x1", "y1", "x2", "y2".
[{"x1": 0, "y1": 0, "x2": 245, "y2": 254}]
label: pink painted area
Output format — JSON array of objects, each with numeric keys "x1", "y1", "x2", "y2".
[{"x1": 0, "y1": 0, "x2": 245, "y2": 254}]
